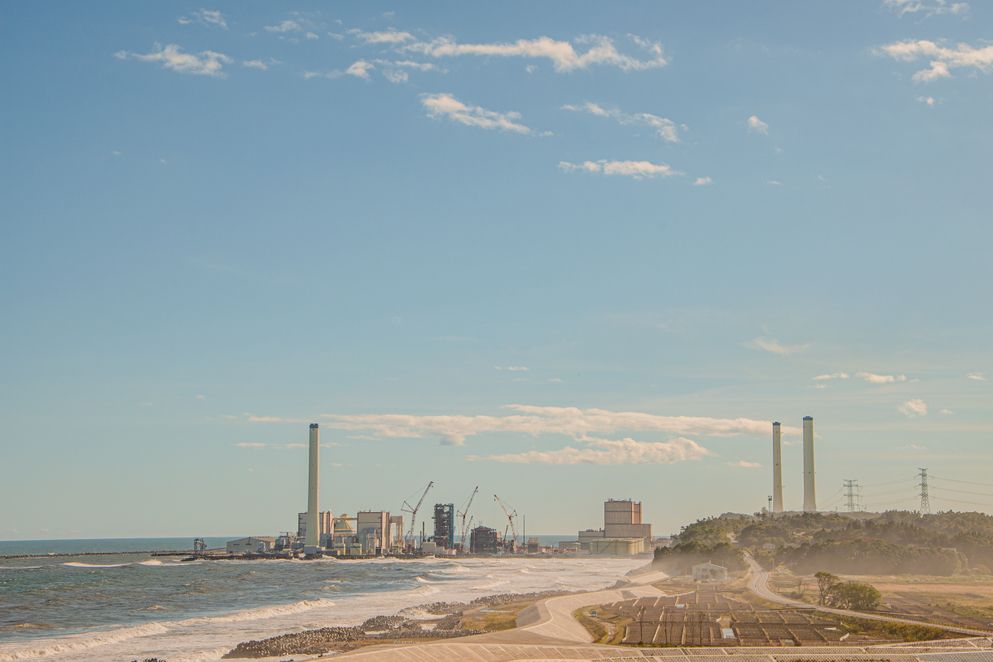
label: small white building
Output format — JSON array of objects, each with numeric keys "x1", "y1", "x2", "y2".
[
  {"x1": 226, "y1": 536, "x2": 275, "y2": 554},
  {"x1": 692, "y1": 561, "x2": 728, "y2": 582}
]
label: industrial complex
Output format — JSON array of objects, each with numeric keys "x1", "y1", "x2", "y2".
[{"x1": 225, "y1": 417, "x2": 820, "y2": 558}]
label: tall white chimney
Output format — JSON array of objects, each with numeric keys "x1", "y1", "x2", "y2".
[
  {"x1": 306, "y1": 423, "x2": 320, "y2": 548},
  {"x1": 772, "y1": 422, "x2": 784, "y2": 513},
  {"x1": 802, "y1": 416, "x2": 816, "y2": 512}
]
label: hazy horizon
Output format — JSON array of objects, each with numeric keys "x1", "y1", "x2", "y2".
[{"x1": 2, "y1": 1, "x2": 992, "y2": 541}]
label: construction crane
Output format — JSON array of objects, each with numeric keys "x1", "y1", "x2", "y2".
[
  {"x1": 458, "y1": 486, "x2": 479, "y2": 550},
  {"x1": 493, "y1": 494, "x2": 518, "y2": 551},
  {"x1": 402, "y1": 480, "x2": 434, "y2": 550}
]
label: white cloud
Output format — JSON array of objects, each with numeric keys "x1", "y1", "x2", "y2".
[
  {"x1": 877, "y1": 39, "x2": 993, "y2": 82},
  {"x1": 305, "y1": 31, "x2": 319, "y2": 41},
  {"x1": 421, "y1": 92, "x2": 535, "y2": 134},
  {"x1": 882, "y1": 0, "x2": 970, "y2": 18},
  {"x1": 354, "y1": 29, "x2": 415, "y2": 44},
  {"x1": 917, "y1": 95, "x2": 937, "y2": 106},
  {"x1": 235, "y1": 441, "x2": 315, "y2": 450},
  {"x1": 242, "y1": 59, "x2": 268, "y2": 71},
  {"x1": 346, "y1": 60, "x2": 375, "y2": 79},
  {"x1": 383, "y1": 69, "x2": 408, "y2": 83},
  {"x1": 178, "y1": 9, "x2": 228, "y2": 30},
  {"x1": 730, "y1": 459, "x2": 762, "y2": 469},
  {"x1": 767, "y1": 179, "x2": 784, "y2": 187},
  {"x1": 561, "y1": 101, "x2": 681, "y2": 143},
  {"x1": 693, "y1": 176, "x2": 713, "y2": 186},
  {"x1": 495, "y1": 365, "x2": 529, "y2": 372},
  {"x1": 404, "y1": 34, "x2": 667, "y2": 72},
  {"x1": 939, "y1": 408, "x2": 955, "y2": 415},
  {"x1": 967, "y1": 372, "x2": 987, "y2": 381},
  {"x1": 235, "y1": 442, "x2": 268, "y2": 448},
  {"x1": 747, "y1": 337, "x2": 809, "y2": 356},
  {"x1": 467, "y1": 437, "x2": 712, "y2": 465},
  {"x1": 857, "y1": 371, "x2": 908, "y2": 384},
  {"x1": 746, "y1": 115, "x2": 769, "y2": 134},
  {"x1": 196, "y1": 394, "x2": 207, "y2": 401},
  {"x1": 813, "y1": 372, "x2": 850, "y2": 381},
  {"x1": 293, "y1": 404, "x2": 796, "y2": 447},
  {"x1": 558, "y1": 159, "x2": 681, "y2": 180},
  {"x1": 264, "y1": 19, "x2": 303, "y2": 33},
  {"x1": 898, "y1": 399, "x2": 928, "y2": 417},
  {"x1": 115, "y1": 44, "x2": 232, "y2": 77}
]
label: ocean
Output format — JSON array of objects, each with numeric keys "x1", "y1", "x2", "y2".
[{"x1": 0, "y1": 537, "x2": 648, "y2": 661}]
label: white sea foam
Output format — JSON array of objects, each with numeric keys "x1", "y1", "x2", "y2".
[
  {"x1": 177, "y1": 598, "x2": 337, "y2": 626},
  {"x1": 62, "y1": 562, "x2": 130, "y2": 569},
  {"x1": 0, "y1": 622, "x2": 170, "y2": 661},
  {"x1": 0, "y1": 565, "x2": 43, "y2": 571}
]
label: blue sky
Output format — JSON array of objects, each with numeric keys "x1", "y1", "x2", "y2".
[{"x1": 1, "y1": 0, "x2": 992, "y2": 540}]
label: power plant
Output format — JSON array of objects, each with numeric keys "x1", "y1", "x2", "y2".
[{"x1": 305, "y1": 423, "x2": 320, "y2": 551}]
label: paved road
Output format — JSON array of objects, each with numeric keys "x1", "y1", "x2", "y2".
[{"x1": 743, "y1": 552, "x2": 993, "y2": 638}]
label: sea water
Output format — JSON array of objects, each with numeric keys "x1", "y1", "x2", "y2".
[{"x1": 0, "y1": 537, "x2": 646, "y2": 661}]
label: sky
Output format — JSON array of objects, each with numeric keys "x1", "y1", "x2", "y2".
[{"x1": 1, "y1": 0, "x2": 992, "y2": 541}]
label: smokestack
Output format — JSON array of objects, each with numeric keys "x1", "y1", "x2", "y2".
[
  {"x1": 772, "y1": 422, "x2": 784, "y2": 513},
  {"x1": 306, "y1": 423, "x2": 320, "y2": 548},
  {"x1": 802, "y1": 416, "x2": 816, "y2": 512}
]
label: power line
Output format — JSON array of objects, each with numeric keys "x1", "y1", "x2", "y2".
[
  {"x1": 930, "y1": 486, "x2": 993, "y2": 499},
  {"x1": 931, "y1": 475, "x2": 993, "y2": 488}
]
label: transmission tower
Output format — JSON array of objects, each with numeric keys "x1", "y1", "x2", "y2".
[
  {"x1": 918, "y1": 467, "x2": 930, "y2": 515},
  {"x1": 843, "y1": 479, "x2": 861, "y2": 513}
]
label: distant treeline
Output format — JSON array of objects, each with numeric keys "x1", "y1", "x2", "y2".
[{"x1": 655, "y1": 510, "x2": 993, "y2": 576}]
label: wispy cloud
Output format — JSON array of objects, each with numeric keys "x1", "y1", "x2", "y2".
[
  {"x1": 729, "y1": 459, "x2": 762, "y2": 469},
  {"x1": 495, "y1": 365, "x2": 529, "y2": 372},
  {"x1": 242, "y1": 59, "x2": 270, "y2": 71},
  {"x1": 747, "y1": 337, "x2": 808, "y2": 356},
  {"x1": 561, "y1": 101, "x2": 681, "y2": 142},
  {"x1": 467, "y1": 437, "x2": 712, "y2": 465},
  {"x1": 264, "y1": 19, "x2": 303, "y2": 33},
  {"x1": 898, "y1": 398, "x2": 929, "y2": 417},
  {"x1": 746, "y1": 115, "x2": 769, "y2": 134},
  {"x1": 404, "y1": 34, "x2": 667, "y2": 72},
  {"x1": 693, "y1": 176, "x2": 713, "y2": 186},
  {"x1": 178, "y1": 9, "x2": 228, "y2": 30},
  {"x1": 115, "y1": 44, "x2": 232, "y2": 77},
  {"x1": 421, "y1": 93, "x2": 536, "y2": 134},
  {"x1": 882, "y1": 0, "x2": 969, "y2": 18},
  {"x1": 877, "y1": 39, "x2": 993, "y2": 82},
  {"x1": 813, "y1": 372, "x2": 850, "y2": 381},
  {"x1": 967, "y1": 372, "x2": 987, "y2": 381},
  {"x1": 352, "y1": 29, "x2": 415, "y2": 44},
  {"x1": 280, "y1": 404, "x2": 798, "y2": 447},
  {"x1": 917, "y1": 95, "x2": 938, "y2": 106},
  {"x1": 857, "y1": 371, "x2": 908, "y2": 384},
  {"x1": 346, "y1": 60, "x2": 375, "y2": 80},
  {"x1": 558, "y1": 159, "x2": 681, "y2": 180}
]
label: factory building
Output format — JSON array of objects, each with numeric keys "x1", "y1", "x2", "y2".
[
  {"x1": 356, "y1": 511, "x2": 391, "y2": 555},
  {"x1": 432, "y1": 503, "x2": 455, "y2": 549},
  {"x1": 469, "y1": 525, "x2": 499, "y2": 554},
  {"x1": 603, "y1": 499, "x2": 651, "y2": 541},
  {"x1": 297, "y1": 511, "x2": 334, "y2": 547},
  {"x1": 576, "y1": 499, "x2": 653, "y2": 555},
  {"x1": 226, "y1": 536, "x2": 276, "y2": 554},
  {"x1": 330, "y1": 514, "x2": 363, "y2": 556}
]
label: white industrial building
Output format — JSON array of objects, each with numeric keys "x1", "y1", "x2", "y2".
[
  {"x1": 356, "y1": 511, "x2": 391, "y2": 555},
  {"x1": 226, "y1": 536, "x2": 276, "y2": 554}
]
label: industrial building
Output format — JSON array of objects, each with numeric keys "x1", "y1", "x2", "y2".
[
  {"x1": 356, "y1": 511, "x2": 391, "y2": 555},
  {"x1": 432, "y1": 503, "x2": 455, "y2": 549},
  {"x1": 575, "y1": 499, "x2": 653, "y2": 555},
  {"x1": 226, "y1": 536, "x2": 276, "y2": 554},
  {"x1": 297, "y1": 510, "x2": 333, "y2": 546},
  {"x1": 469, "y1": 525, "x2": 499, "y2": 553}
]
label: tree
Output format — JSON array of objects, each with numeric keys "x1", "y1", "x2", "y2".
[
  {"x1": 814, "y1": 571, "x2": 839, "y2": 606},
  {"x1": 825, "y1": 581, "x2": 882, "y2": 611}
]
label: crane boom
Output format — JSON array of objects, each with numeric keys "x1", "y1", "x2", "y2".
[
  {"x1": 458, "y1": 486, "x2": 479, "y2": 550},
  {"x1": 401, "y1": 480, "x2": 434, "y2": 548},
  {"x1": 493, "y1": 494, "x2": 518, "y2": 550}
]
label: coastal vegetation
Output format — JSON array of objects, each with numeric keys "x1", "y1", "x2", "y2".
[{"x1": 656, "y1": 511, "x2": 993, "y2": 576}]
